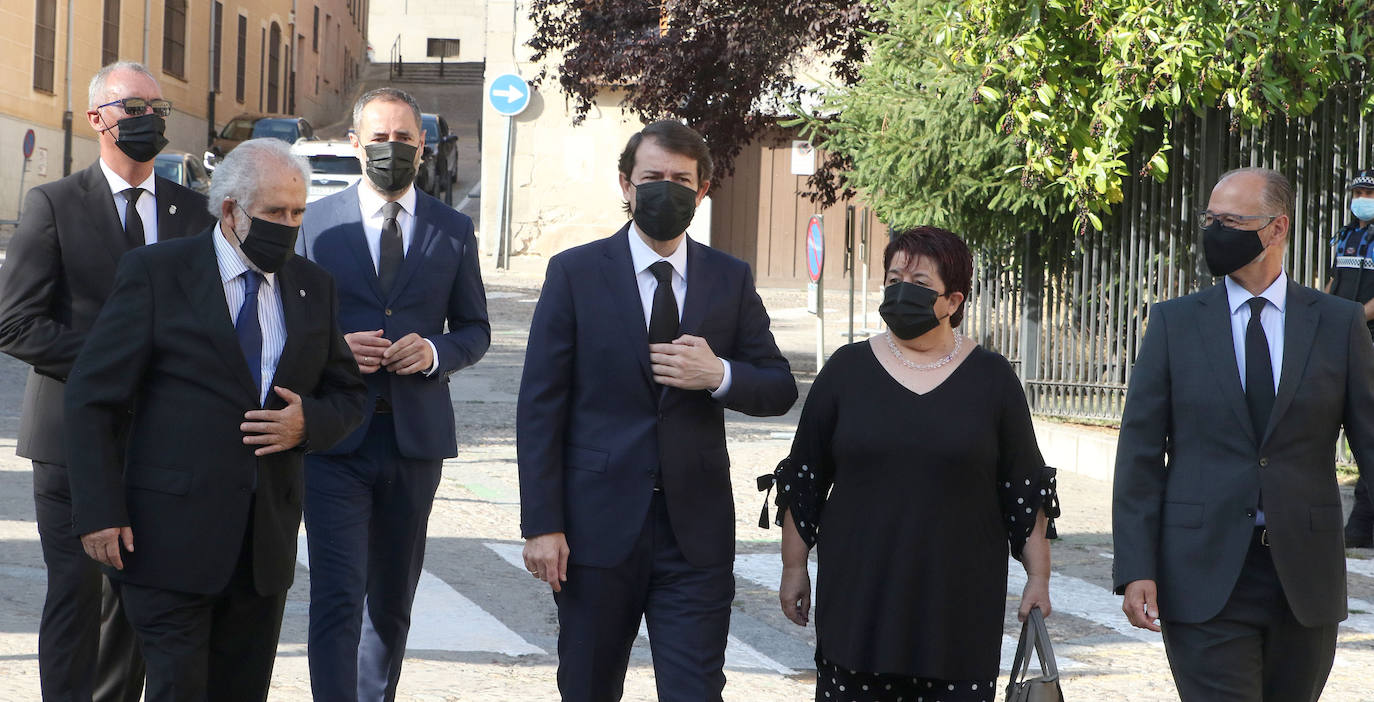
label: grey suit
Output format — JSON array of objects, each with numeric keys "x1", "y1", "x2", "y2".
[{"x1": 1113, "y1": 279, "x2": 1374, "y2": 700}]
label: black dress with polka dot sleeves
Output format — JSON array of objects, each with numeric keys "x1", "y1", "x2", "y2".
[{"x1": 760, "y1": 342, "x2": 1059, "y2": 686}]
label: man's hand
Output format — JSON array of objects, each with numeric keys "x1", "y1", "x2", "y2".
[
  {"x1": 382, "y1": 333, "x2": 434, "y2": 376},
  {"x1": 650, "y1": 335, "x2": 724, "y2": 390},
  {"x1": 346, "y1": 329, "x2": 392, "y2": 375},
  {"x1": 522, "y1": 532, "x2": 570, "y2": 593},
  {"x1": 779, "y1": 564, "x2": 811, "y2": 626},
  {"x1": 1123, "y1": 579, "x2": 1162, "y2": 632},
  {"x1": 81, "y1": 527, "x2": 134, "y2": 570},
  {"x1": 242, "y1": 386, "x2": 306, "y2": 456},
  {"x1": 1018, "y1": 574, "x2": 1051, "y2": 622}
]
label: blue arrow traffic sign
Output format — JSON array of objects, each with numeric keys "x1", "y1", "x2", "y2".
[{"x1": 488, "y1": 74, "x2": 531, "y2": 117}]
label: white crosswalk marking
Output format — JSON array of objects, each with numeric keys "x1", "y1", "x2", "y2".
[
  {"x1": 1004, "y1": 557, "x2": 1163, "y2": 646},
  {"x1": 482, "y1": 542, "x2": 797, "y2": 674},
  {"x1": 295, "y1": 533, "x2": 545, "y2": 656}
]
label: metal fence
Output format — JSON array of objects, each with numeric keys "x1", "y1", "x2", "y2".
[{"x1": 961, "y1": 93, "x2": 1374, "y2": 422}]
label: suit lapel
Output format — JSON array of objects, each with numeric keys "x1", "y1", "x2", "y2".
[
  {"x1": 175, "y1": 232, "x2": 261, "y2": 405},
  {"x1": 338, "y1": 186, "x2": 385, "y2": 302},
  {"x1": 601, "y1": 226, "x2": 655, "y2": 389},
  {"x1": 678, "y1": 239, "x2": 717, "y2": 336},
  {"x1": 268, "y1": 261, "x2": 306, "y2": 404},
  {"x1": 1195, "y1": 284, "x2": 1257, "y2": 444},
  {"x1": 388, "y1": 194, "x2": 435, "y2": 302},
  {"x1": 154, "y1": 177, "x2": 187, "y2": 241},
  {"x1": 1265, "y1": 281, "x2": 1319, "y2": 443},
  {"x1": 81, "y1": 164, "x2": 130, "y2": 264}
]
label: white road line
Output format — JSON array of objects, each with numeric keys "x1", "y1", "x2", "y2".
[
  {"x1": 1347, "y1": 556, "x2": 1374, "y2": 580},
  {"x1": 483, "y1": 543, "x2": 797, "y2": 674},
  {"x1": 1005, "y1": 557, "x2": 1163, "y2": 647},
  {"x1": 295, "y1": 533, "x2": 544, "y2": 656}
]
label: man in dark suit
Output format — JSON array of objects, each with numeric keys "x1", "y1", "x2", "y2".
[
  {"x1": 63, "y1": 137, "x2": 366, "y2": 702},
  {"x1": 518, "y1": 120, "x2": 798, "y2": 701},
  {"x1": 297, "y1": 88, "x2": 489, "y2": 702},
  {"x1": 0, "y1": 61, "x2": 216, "y2": 702},
  {"x1": 1113, "y1": 167, "x2": 1374, "y2": 701}
]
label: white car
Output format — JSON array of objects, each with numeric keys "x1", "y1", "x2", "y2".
[{"x1": 291, "y1": 140, "x2": 362, "y2": 203}]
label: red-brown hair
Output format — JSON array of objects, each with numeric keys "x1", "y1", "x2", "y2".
[{"x1": 882, "y1": 226, "x2": 973, "y2": 327}]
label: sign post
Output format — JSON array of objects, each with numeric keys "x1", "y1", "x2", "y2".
[
  {"x1": 806, "y1": 214, "x2": 825, "y2": 369},
  {"x1": 487, "y1": 73, "x2": 531, "y2": 269},
  {"x1": 16, "y1": 129, "x2": 35, "y2": 221}
]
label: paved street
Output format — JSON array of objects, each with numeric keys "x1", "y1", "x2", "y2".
[{"x1": 1, "y1": 257, "x2": 1373, "y2": 700}]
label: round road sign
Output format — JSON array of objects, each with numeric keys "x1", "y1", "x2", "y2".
[
  {"x1": 488, "y1": 74, "x2": 531, "y2": 117},
  {"x1": 806, "y1": 215, "x2": 824, "y2": 283},
  {"x1": 22, "y1": 129, "x2": 35, "y2": 159}
]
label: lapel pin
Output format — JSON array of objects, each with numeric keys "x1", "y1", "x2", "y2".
[
  {"x1": 299, "y1": 289, "x2": 306, "y2": 297},
  {"x1": 169, "y1": 204, "x2": 177, "y2": 215}
]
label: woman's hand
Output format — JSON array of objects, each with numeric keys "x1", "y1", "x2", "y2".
[
  {"x1": 779, "y1": 564, "x2": 812, "y2": 626},
  {"x1": 1018, "y1": 574, "x2": 1051, "y2": 622}
]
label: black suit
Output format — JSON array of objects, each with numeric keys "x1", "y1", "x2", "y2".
[
  {"x1": 518, "y1": 226, "x2": 797, "y2": 701},
  {"x1": 1114, "y1": 280, "x2": 1374, "y2": 700},
  {"x1": 64, "y1": 230, "x2": 366, "y2": 701},
  {"x1": 0, "y1": 161, "x2": 215, "y2": 702}
]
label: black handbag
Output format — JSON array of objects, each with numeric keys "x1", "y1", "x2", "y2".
[{"x1": 1005, "y1": 607, "x2": 1065, "y2": 702}]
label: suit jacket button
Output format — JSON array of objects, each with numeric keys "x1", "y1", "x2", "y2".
[
  {"x1": 1245, "y1": 508, "x2": 1256, "y2": 518},
  {"x1": 1258, "y1": 457, "x2": 1268, "y2": 467},
  {"x1": 385, "y1": 308, "x2": 393, "y2": 316}
]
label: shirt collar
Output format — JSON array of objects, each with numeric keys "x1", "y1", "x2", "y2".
[
  {"x1": 213, "y1": 224, "x2": 275, "y2": 288},
  {"x1": 627, "y1": 222, "x2": 687, "y2": 279},
  {"x1": 98, "y1": 157, "x2": 157, "y2": 198},
  {"x1": 357, "y1": 182, "x2": 416, "y2": 220},
  {"x1": 1225, "y1": 270, "x2": 1287, "y2": 315}
]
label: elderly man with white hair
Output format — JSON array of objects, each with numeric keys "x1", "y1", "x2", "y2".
[
  {"x1": 63, "y1": 137, "x2": 366, "y2": 702},
  {"x1": 0, "y1": 60, "x2": 217, "y2": 702}
]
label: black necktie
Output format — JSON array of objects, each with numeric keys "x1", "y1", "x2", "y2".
[
  {"x1": 648, "y1": 261, "x2": 678, "y2": 345},
  {"x1": 236, "y1": 271, "x2": 264, "y2": 404},
  {"x1": 122, "y1": 187, "x2": 145, "y2": 249},
  {"x1": 1245, "y1": 297, "x2": 1275, "y2": 439},
  {"x1": 378, "y1": 201, "x2": 403, "y2": 295}
]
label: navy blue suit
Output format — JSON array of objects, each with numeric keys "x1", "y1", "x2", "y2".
[
  {"x1": 518, "y1": 225, "x2": 797, "y2": 701},
  {"x1": 299, "y1": 184, "x2": 489, "y2": 701}
]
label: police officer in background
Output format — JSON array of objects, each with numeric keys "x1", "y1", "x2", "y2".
[{"x1": 1326, "y1": 168, "x2": 1374, "y2": 548}]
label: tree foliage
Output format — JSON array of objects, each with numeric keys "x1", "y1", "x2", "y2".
[
  {"x1": 795, "y1": 0, "x2": 1075, "y2": 253},
  {"x1": 952, "y1": 0, "x2": 1374, "y2": 229},
  {"x1": 527, "y1": 0, "x2": 877, "y2": 186}
]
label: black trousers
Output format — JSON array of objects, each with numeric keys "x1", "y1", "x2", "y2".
[
  {"x1": 117, "y1": 499, "x2": 287, "y2": 702},
  {"x1": 554, "y1": 491, "x2": 735, "y2": 702},
  {"x1": 1161, "y1": 528, "x2": 1338, "y2": 702},
  {"x1": 33, "y1": 459, "x2": 144, "y2": 702}
]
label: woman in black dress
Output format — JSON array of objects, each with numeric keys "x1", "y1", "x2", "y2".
[{"x1": 762, "y1": 227, "x2": 1059, "y2": 702}]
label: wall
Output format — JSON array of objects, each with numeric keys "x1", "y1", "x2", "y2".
[{"x1": 368, "y1": 0, "x2": 485, "y2": 66}]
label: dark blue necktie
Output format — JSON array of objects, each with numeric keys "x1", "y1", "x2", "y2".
[
  {"x1": 236, "y1": 271, "x2": 263, "y2": 403},
  {"x1": 1245, "y1": 297, "x2": 1275, "y2": 439}
]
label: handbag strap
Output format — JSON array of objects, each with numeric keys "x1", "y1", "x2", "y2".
[{"x1": 1009, "y1": 607, "x2": 1059, "y2": 683}]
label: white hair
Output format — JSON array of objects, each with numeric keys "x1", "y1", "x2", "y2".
[
  {"x1": 88, "y1": 61, "x2": 157, "y2": 109},
  {"x1": 207, "y1": 138, "x2": 311, "y2": 218}
]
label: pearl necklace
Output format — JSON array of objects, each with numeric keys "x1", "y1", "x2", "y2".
[{"x1": 885, "y1": 331, "x2": 963, "y2": 371}]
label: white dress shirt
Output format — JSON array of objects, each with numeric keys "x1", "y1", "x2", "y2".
[
  {"x1": 626, "y1": 224, "x2": 732, "y2": 398},
  {"x1": 214, "y1": 228, "x2": 286, "y2": 405},
  {"x1": 355, "y1": 184, "x2": 439, "y2": 376},
  {"x1": 1224, "y1": 271, "x2": 1286, "y2": 526},
  {"x1": 100, "y1": 158, "x2": 159, "y2": 245}
]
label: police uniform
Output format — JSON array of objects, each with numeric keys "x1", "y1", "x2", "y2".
[{"x1": 1331, "y1": 169, "x2": 1374, "y2": 547}]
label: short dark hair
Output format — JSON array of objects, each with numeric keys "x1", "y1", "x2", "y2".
[
  {"x1": 883, "y1": 227, "x2": 974, "y2": 327},
  {"x1": 618, "y1": 120, "x2": 714, "y2": 186},
  {"x1": 352, "y1": 87, "x2": 422, "y2": 133}
]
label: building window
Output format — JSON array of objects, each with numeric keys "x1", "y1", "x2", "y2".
[
  {"x1": 33, "y1": 0, "x2": 56, "y2": 93},
  {"x1": 312, "y1": 6, "x2": 319, "y2": 53},
  {"x1": 235, "y1": 14, "x2": 246, "y2": 103},
  {"x1": 258, "y1": 27, "x2": 265, "y2": 111},
  {"x1": 267, "y1": 23, "x2": 281, "y2": 113},
  {"x1": 426, "y1": 38, "x2": 460, "y2": 59},
  {"x1": 102, "y1": 0, "x2": 120, "y2": 67},
  {"x1": 211, "y1": 2, "x2": 223, "y2": 92},
  {"x1": 163, "y1": 0, "x2": 186, "y2": 79}
]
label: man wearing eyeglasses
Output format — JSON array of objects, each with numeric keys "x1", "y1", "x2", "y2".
[
  {"x1": 1324, "y1": 169, "x2": 1374, "y2": 549},
  {"x1": 1113, "y1": 167, "x2": 1374, "y2": 701},
  {"x1": 0, "y1": 61, "x2": 215, "y2": 702}
]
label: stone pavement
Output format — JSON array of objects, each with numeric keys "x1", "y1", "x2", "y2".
[{"x1": 0, "y1": 253, "x2": 1372, "y2": 700}]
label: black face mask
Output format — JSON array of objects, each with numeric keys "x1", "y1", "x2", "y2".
[
  {"x1": 363, "y1": 141, "x2": 418, "y2": 194},
  {"x1": 1202, "y1": 221, "x2": 1266, "y2": 276},
  {"x1": 633, "y1": 180, "x2": 698, "y2": 242},
  {"x1": 108, "y1": 113, "x2": 169, "y2": 163},
  {"x1": 880, "y1": 281, "x2": 950, "y2": 340},
  {"x1": 232, "y1": 206, "x2": 299, "y2": 274}
]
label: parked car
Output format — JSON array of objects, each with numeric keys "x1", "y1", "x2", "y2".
[
  {"x1": 153, "y1": 150, "x2": 211, "y2": 195},
  {"x1": 291, "y1": 140, "x2": 363, "y2": 203},
  {"x1": 205, "y1": 114, "x2": 315, "y2": 170},
  {"x1": 416, "y1": 113, "x2": 458, "y2": 204}
]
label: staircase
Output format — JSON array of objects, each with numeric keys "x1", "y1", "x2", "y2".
[{"x1": 389, "y1": 61, "x2": 485, "y2": 86}]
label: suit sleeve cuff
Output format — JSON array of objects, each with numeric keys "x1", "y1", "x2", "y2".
[
  {"x1": 709, "y1": 357, "x2": 733, "y2": 399},
  {"x1": 424, "y1": 339, "x2": 441, "y2": 377}
]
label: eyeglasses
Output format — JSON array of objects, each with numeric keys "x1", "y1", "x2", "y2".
[
  {"x1": 95, "y1": 97, "x2": 173, "y2": 117},
  {"x1": 1196, "y1": 210, "x2": 1279, "y2": 230}
]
